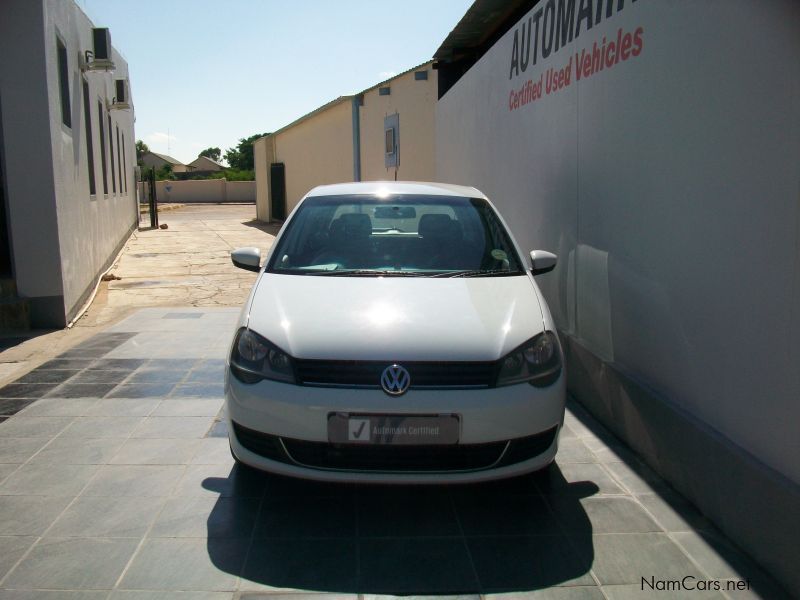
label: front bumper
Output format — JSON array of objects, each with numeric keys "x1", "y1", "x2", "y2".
[{"x1": 225, "y1": 369, "x2": 566, "y2": 483}]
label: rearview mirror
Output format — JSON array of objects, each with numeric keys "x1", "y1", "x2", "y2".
[
  {"x1": 231, "y1": 247, "x2": 262, "y2": 272},
  {"x1": 530, "y1": 250, "x2": 557, "y2": 275}
]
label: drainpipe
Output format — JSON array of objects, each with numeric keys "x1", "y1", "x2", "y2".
[{"x1": 351, "y1": 94, "x2": 363, "y2": 181}]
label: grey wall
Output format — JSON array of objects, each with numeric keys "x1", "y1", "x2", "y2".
[
  {"x1": 436, "y1": 0, "x2": 799, "y2": 591},
  {"x1": 0, "y1": 1, "x2": 65, "y2": 323},
  {"x1": 0, "y1": 0, "x2": 138, "y2": 326},
  {"x1": 43, "y1": 0, "x2": 138, "y2": 322}
]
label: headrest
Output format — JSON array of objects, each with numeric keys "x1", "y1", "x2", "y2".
[
  {"x1": 419, "y1": 214, "x2": 461, "y2": 242},
  {"x1": 331, "y1": 213, "x2": 371, "y2": 239}
]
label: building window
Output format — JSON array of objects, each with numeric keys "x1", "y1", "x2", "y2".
[
  {"x1": 57, "y1": 37, "x2": 71, "y2": 128},
  {"x1": 116, "y1": 125, "x2": 122, "y2": 195},
  {"x1": 379, "y1": 86, "x2": 391, "y2": 96},
  {"x1": 121, "y1": 132, "x2": 127, "y2": 193},
  {"x1": 82, "y1": 80, "x2": 96, "y2": 195},
  {"x1": 384, "y1": 113, "x2": 399, "y2": 168},
  {"x1": 108, "y1": 114, "x2": 116, "y2": 193},
  {"x1": 385, "y1": 128, "x2": 395, "y2": 156},
  {"x1": 414, "y1": 70, "x2": 428, "y2": 80},
  {"x1": 97, "y1": 101, "x2": 108, "y2": 194}
]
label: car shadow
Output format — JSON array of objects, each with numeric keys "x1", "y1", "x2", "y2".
[{"x1": 203, "y1": 464, "x2": 598, "y2": 594}]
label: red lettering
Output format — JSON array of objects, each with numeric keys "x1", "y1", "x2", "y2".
[
  {"x1": 621, "y1": 33, "x2": 632, "y2": 60},
  {"x1": 615, "y1": 28, "x2": 623, "y2": 64},
  {"x1": 632, "y1": 27, "x2": 643, "y2": 56},
  {"x1": 605, "y1": 41, "x2": 616, "y2": 68}
]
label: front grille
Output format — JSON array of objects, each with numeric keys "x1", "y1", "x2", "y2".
[
  {"x1": 232, "y1": 421, "x2": 559, "y2": 473},
  {"x1": 294, "y1": 360, "x2": 497, "y2": 389}
]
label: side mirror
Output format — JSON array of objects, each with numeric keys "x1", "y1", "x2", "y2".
[
  {"x1": 231, "y1": 247, "x2": 262, "y2": 272},
  {"x1": 530, "y1": 250, "x2": 557, "y2": 275}
]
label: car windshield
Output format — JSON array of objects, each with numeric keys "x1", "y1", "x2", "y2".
[{"x1": 266, "y1": 194, "x2": 525, "y2": 277}]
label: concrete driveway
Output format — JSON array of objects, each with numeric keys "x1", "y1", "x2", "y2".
[{"x1": 0, "y1": 206, "x2": 790, "y2": 598}]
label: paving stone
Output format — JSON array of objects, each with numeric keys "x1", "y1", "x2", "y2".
[
  {"x1": 190, "y1": 438, "x2": 235, "y2": 465},
  {"x1": 29, "y1": 436, "x2": 126, "y2": 464},
  {"x1": 15, "y1": 369, "x2": 80, "y2": 385},
  {"x1": 172, "y1": 383, "x2": 224, "y2": 398},
  {"x1": 549, "y1": 496, "x2": 661, "y2": 534},
  {"x1": 3, "y1": 537, "x2": 139, "y2": 589},
  {"x1": 241, "y1": 538, "x2": 356, "y2": 592},
  {"x1": 131, "y1": 416, "x2": 215, "y2": 439},
  {"x1": 0, "y1": 495, "x2": 72, "y2": 535},
  {"x1": 589, "y1": 533, "x2": 704, "y2": 585},
  {"x1": 37, "y1": 358, "x2": 96, "y2": 370},
  {"x1": 46, "y1": 382, "x2": 119, "y2": 399},
  {"x1": 483, "y1": 590, "x2": 604, "y2": 600},
  {"x1": 108, "y1": 592, "x2": 233, "y2": 600},
  {"x1": 89, "y1": 358, "x2": 148, "y2": 371},
  {"x1": 534, "y1": 463, "x2": 624, "y2": 496},
  {"x1": 601, "y1": 583, "x2": 723, "y2": 599},
  {"x1": 671, "y1": 530, "x2": 792, "y2": 599},
  {"x1": 172, "y1": 463, "x2": 266, "y2": 498},
  {"x1": 69, "y1": 369, "x2": 133, "y2": 384},
  {"x1": 84, "y1": 398, "x2": 160, "y2": 417},
  {"x1": 0, "y1": 416, "x2": 73, "y2": 438},
  {"x1": 0, "y1": 535, "x2": 37, "y2": 580},
  {"x1": 47, "y1": 495, "x2": 165, "y2": 538},
  {"x1": 467, "y1": 535, "x2": 594, "y2": 591},
  {"x1": 359, "y1": 538, "x2": 477, "y2": 594},
  {"x1": 127, "y1": 369, "x2": 188, "y2": 384},
  {"x1": 0, "y1": 463, "x2": 98, "y2": 496},
  {"x1": 152, "y1": 398, "x2": 223, "y2": 417},
  {"x1": 150, "y1": 495, "x2": 259, "y2": 538},
  {"x1": 254, "y1": 495, "x2": 355, "y2": 539},
  {"x1": 0, "y1": 383, "x2": 59, "y2": 398},
  {"x1": 81, "y1": 465, "x2": 185, "y2": 497},
  {"x1": 637, "y1": 490, "x2": 712, "y2": 532},
  {"x1": 0, "y1": 398, "x2": 34, "y2": 416},
  {"x1": 0, "y1": 437, "x2": 49, "y2": 463},
  {"x1": 455, "y1": 494, "x2": 563, "y2": 536},
  {"x1": 59, "y1": 416, "x2": 144, "y2": 438},
  {"x1": 0, "y1": 590, "x2": 111, "y2": 599},
  {"x1": 106, "y1": 383, "x2": 176, "y2": 399},
  {"x1": 110, "y1": 438, "x2": 201, "y2": 465},
  {"x1": 17, "y1": 397, "x2": 99, "y2": 417},
  {"x1": 358, "y1": 487, "x2": 459, "y2": 538},
  {"x1": 120, "y1": 538, "x2": 245, "y2": 591}
]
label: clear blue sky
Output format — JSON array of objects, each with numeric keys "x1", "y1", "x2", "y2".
[{"x1": 80, "y1": 0, "x2": 473, "y2": 165}]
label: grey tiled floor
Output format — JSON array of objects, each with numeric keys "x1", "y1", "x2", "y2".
[{"x1": 0, "y1": 308, "x2": 791, "y2": 599}]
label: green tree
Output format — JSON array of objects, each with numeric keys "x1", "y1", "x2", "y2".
[
  {"x1": 224, "y1": 133, "x2": 268, "y2": 171},
  {"x1": 155, "y1": 163, "x2": 175, "y2": 181},
  {"x1": 199, "y1": 146, "x2": 221, "y2": 162},
  {"x1": 135, "y1": 140, "x2": 149, "y2": 163}
]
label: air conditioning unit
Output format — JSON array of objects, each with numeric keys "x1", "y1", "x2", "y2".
[
  {"x1": 82, "y1": 28, "x2": 115, "y2": 72},
  {"x1": 110, "y1": 78, "x2": 131, "y2": 110}
]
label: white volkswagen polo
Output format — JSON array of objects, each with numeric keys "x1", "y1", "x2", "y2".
[{"x1": 226, "y1": 181, "x2": 565, "y2": 483}]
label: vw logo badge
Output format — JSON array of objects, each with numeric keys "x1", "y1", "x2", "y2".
[{"x1": 381, "y1": 364, "x2": 411, "y2": 396}]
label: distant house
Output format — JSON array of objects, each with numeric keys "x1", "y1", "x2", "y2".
[
  {"x1": 140, "y1": 151, "x2": 192, "y2": 173},
  {"x1": 188, "y1": 155, "x2": 224, "y2": 172},
  {"x1": 253, "y1": 61, "x2": 436, "y2": 222}
]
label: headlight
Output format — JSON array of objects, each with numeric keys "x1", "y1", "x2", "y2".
[
  {"x1": 230, "y1": 328, "x2": 295, "y2": 384},
  {"x1": 496, "y1": 331, "x2": 561, "y2": 387}
]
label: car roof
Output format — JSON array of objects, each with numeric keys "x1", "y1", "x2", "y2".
[{"x1": 305, "y1": 181, "x2": 487, "y2": 199}]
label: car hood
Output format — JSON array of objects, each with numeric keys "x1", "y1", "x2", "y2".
[{"x1": 246, "y1": 274, "x2": 545, "y2": 361}]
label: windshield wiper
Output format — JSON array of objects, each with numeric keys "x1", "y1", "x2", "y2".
[
  {"x1": 309, "y1": 269, "x2": 424, "y2": 277},
  {"x1": 428, "y1": 269, "x2": 519, "y2": 278}
]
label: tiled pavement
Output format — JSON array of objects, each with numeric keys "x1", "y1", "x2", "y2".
[{"x1": 0, "y1": 309, "x2": 790, "y2": 599}]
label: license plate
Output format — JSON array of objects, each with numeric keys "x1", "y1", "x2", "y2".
[{"x1": 328, "y1": 413, "x2": 460, "y2": 445}]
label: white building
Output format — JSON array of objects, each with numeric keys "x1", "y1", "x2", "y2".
[
  {"x1": 0, "y1": 0, "x2": 137, "y2": 328},
  {"x1": 434, "y1": 0, "x2": 799, "y2": 593}
]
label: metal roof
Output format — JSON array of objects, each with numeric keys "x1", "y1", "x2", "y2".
[
  {"x1": 148, "y1": 151, "x2": 184, "y2": 166},
  {"x1": 434, "y1": 0, "x2": 535, "y2": 62}
]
